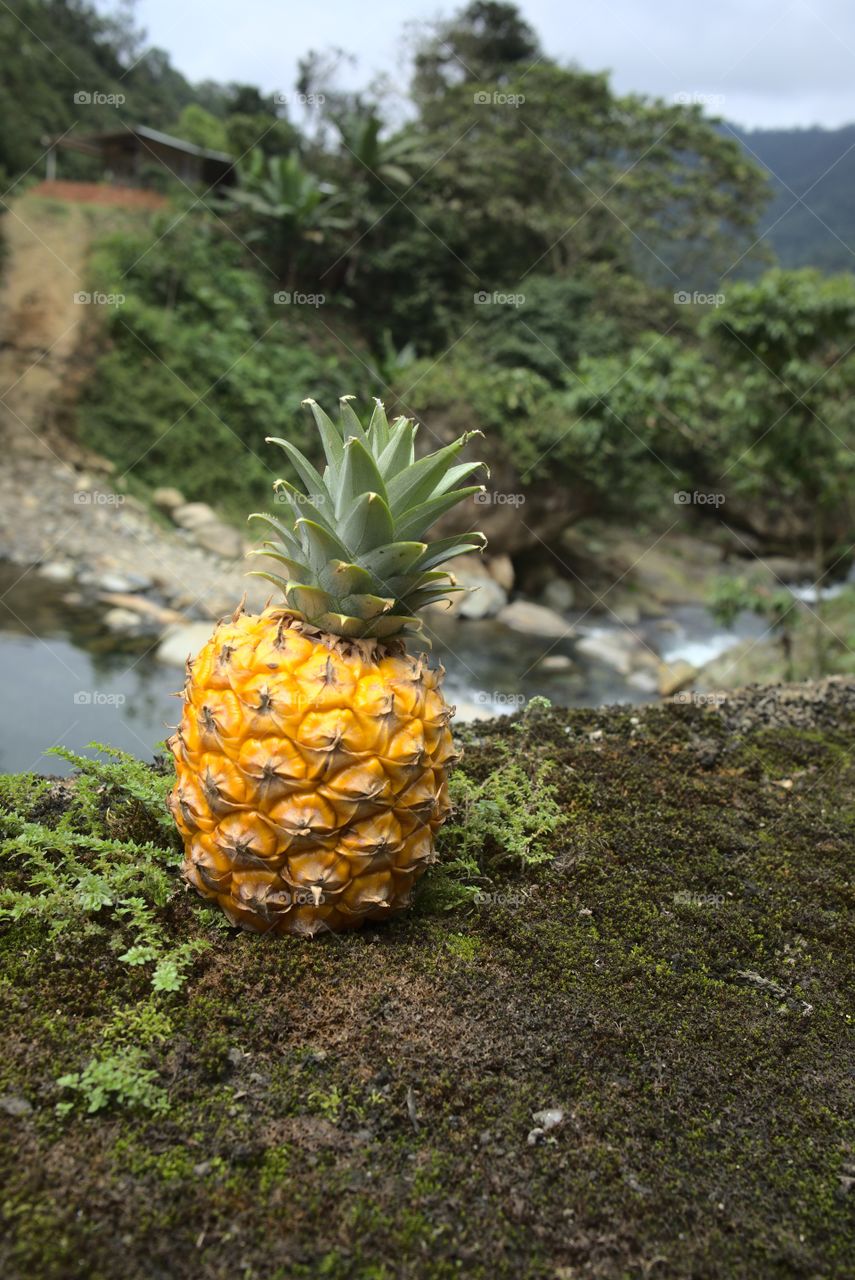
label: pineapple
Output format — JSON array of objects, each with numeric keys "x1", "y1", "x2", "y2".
[{"x1": 168, "y1": 397, "x2": 486, "y2": 936}]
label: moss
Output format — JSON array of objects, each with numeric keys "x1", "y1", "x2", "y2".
[{"x1": 0, "y1": 684, "x2": 853, "y2": 1278}]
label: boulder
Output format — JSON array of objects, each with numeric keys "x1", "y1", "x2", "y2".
[
  {"x1": 658, "y1": 659, "x2": 697, "y2": 697},
  {"x1": 38, "y1": 561, "x2": 75, "y2": 584},
  {"x1": 575, "y1": 630, "x2": 643, "y2": 676},
  {"x1": 172, "y1": 502, "x2": 219, "y2": 531},
  {"x1": 497, "y1": 600, "x2": 574, "y2": 639},
  {"x1": 103, "y1": 606, "x2": 142, "y2": 634},
  {"x1": 94, "y1": 571, "x2": 152, "y2": 594},
  {"x1": 488, "y1": 553, "x2": 515, "y2": 592},
  {"x1": 191, "y1": 521, "x2": 246, "y2": 560},
  {"x1": 152, "y1": 486, "x2": 186, "y2": 513},
  {"x1": 537, "y1": 653, "x2": 575, "y2": 672},
  {"x1": 451, "y1": 698, "x2": 495, "y2": 723},
  {"x1": 541, "y1": 578, "x2": 576, "y2": 612},
  {"x1": 97, "y1": 592, "x2": 186, "y2": 627},
  {"x1": 459, "y1": 577, "x2": 508, "y2": 619},
  {"x1": 157, "y1": 622, "x2": 216, "y2": 667}
]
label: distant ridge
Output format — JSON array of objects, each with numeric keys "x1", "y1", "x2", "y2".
[{"x1": 726, "y1": 123, "x2": 855, "y2": 273}]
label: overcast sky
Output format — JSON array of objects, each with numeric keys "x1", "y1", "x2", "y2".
[{"x1": 115, "y1": 0, "x2": 855, "y2": 130}]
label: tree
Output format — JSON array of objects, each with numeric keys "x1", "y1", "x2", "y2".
[
  {"x1": 219, "y1": 149, "x2": 349, "y2": 283},
  {"x1": 412, "y1": 1, "x2": 542, "y2": 103},
  {"x1": 704, "y1": 269, "x2": 855, "y2": 672}
]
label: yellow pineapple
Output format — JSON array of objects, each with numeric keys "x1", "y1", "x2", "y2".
[{"x1": 168, "y1": 397, "x2": 486, "y2": 936}]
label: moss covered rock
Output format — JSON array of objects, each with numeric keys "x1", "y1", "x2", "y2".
[{"x1": 1, "y1": 680, "x2": 853, "y2": 1279}]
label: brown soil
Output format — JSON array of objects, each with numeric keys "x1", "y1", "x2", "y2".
[{"x1": 28, "y1": 182, "x2": 169, "y2": 210}]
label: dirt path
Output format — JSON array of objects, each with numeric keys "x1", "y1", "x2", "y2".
[{"x1": 0, "y1": 194, "x2": 102, "y2": 460}]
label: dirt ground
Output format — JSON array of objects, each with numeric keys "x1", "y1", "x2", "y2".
[{"x1": 0, "y1": 679, "x2": 853, "y2": 1279}]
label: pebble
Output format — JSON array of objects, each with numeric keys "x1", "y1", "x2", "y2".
[{"x1": 0, "y1": 1094, "x2": 33, "y2": 1116}]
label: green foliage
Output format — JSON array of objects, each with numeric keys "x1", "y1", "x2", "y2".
[
  {"x1": 0, "y1": 743, "x2": 207, "y2": 994},
  {"x1": 423, "y1": 706, "x2": 562, "y2": 910},
  {"x1": 0, "y1": 745, "x2": 222, "y2": 1117},
  {"x1": 56, "y1": 1046, "x2": 168, "y2": 1116},
  {"x1": 77, "y1": 218, "x2": 367, "y2": 519}
]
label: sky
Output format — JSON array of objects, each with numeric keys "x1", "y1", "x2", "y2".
[{"x1": 111, "y1": 0, "x2": 855, "y2": 130}]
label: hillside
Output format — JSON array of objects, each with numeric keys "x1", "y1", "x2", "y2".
[{"x1": 728, "y1": 123, "x2": 855, "y2": 271}]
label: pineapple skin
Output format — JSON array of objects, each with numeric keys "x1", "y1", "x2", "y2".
[{"x1": 168, "y1": 607, "x2": 455, "y2": 937}]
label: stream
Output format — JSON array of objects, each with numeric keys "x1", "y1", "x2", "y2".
[{"x1": 0, "y1": 561, "x2": 770, "y2": 774}]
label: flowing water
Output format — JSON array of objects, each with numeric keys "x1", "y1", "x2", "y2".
[{"x1": 0, "y1": 561, "x2": 768, "y2": 774}]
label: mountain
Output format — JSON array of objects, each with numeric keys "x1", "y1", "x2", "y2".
[{"x1": 727, "y1": 123, "x2": 855, "y2": 273}]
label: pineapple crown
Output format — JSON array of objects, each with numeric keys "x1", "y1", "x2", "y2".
[{"x1": 249, "y1": 396, "x2": 488, "y2": 641}]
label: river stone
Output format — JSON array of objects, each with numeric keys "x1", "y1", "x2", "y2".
[
  {"x1": 538, "y1": 653, "x2": 575, "y2": 672},
  {"x1": 103, "y1": 606, "x2": 143, "y2": 633},
  {"x1": 626, "y1": 668, "x2": 659, "y2": 692},
  {"x1": 172, "y1": 502, "x2": 219, "y2": 531},
  {"x1": 488, "y1": 553, "x2": 515, "y2": 592},
  {"x1": 157, "y1": 622, "x2": 216, "y2": 667},
  {"x1": 575, "y1": 630, "x2": 641, "y2": 675},
  {"x1": 152, "y1": 486, "x2": 186, "y2": 513},
  {"x1": 658, "y1": 659, "x2": 698, "y2": 697},
  {"x1": 95, "y1": 571, "x2": 152, "y2": 594},
  {"x1": 191, "y1": 521, "x2": 246, "y2": 560},
  {"x1": 451, "y1": 699, "x2": 494, "y2": 723},
  {"x1": 38, "y1": 561, "x2": 76, "y2": 584},
  {"x1": 459, "y1": 576, "x2": 508, "y2": 619},
  {"x1": 498, "y1": 600, "x2": 574, "y2": 639},
  {"x1": 541, "y1": 578, "x2": 576, "y2": 612}
]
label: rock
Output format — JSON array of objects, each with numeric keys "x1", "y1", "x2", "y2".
[
  {"x1": 38, "y1": 560, "x2": 75, "y2": 584},
  {"x1": 156, "y1": 622, "x2": 215, "y2": 667},
  {"x1": 152, "y1": 486, "x2": 186, "y2": 513},
  {"x1": 538, "y1": 654, "x2": 575, "y2": 672},
  {"x1": 498, "y1": 600, "x2": 574, "y2": 639},
  {"x1": 626, "y1": 669, "x2": 659, "y2": 692},
  {"x1": 451, "y1": 699, "x2": 495, "y2": 723},
  {"x1": 95, "y1": 571, "x2": 152, "y2": 594},
  {"x1": 172, "y1": 502, "x2": 219, "y2": 531},
  {"x1": 459, "y1": 576, "x2": 508, "y2": 620},
  {"x1": 532, "y1": 1108, "x2": 564, "y2": 1131},
  {"x1": 609, "y1": 599, "x2": 641, "y2": 626},
  {"x1": 0, "y1": 1094, "x2": 32, "y2": 1117},
  {"x1": 97, "y1": 592, "x2": 186, "y2": 627},
  {"x1": 658, "y1": 659, "x2": 698, "y2": 697},
  {"x1": 488, "y1": 553, "x2": 514, "y2": 592},
  {"x1": 191, "y1": 521, "x2": 246, "y2": 560},
  {"x1": 575, "y1": 630, "x2": 640, "y2": 675},
  {"x1": 541, "y1": 578, "x2": 576, "y2": 612},
  {"x1": 103, "y1": 607, "x2": 142, "y2": 633}
]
